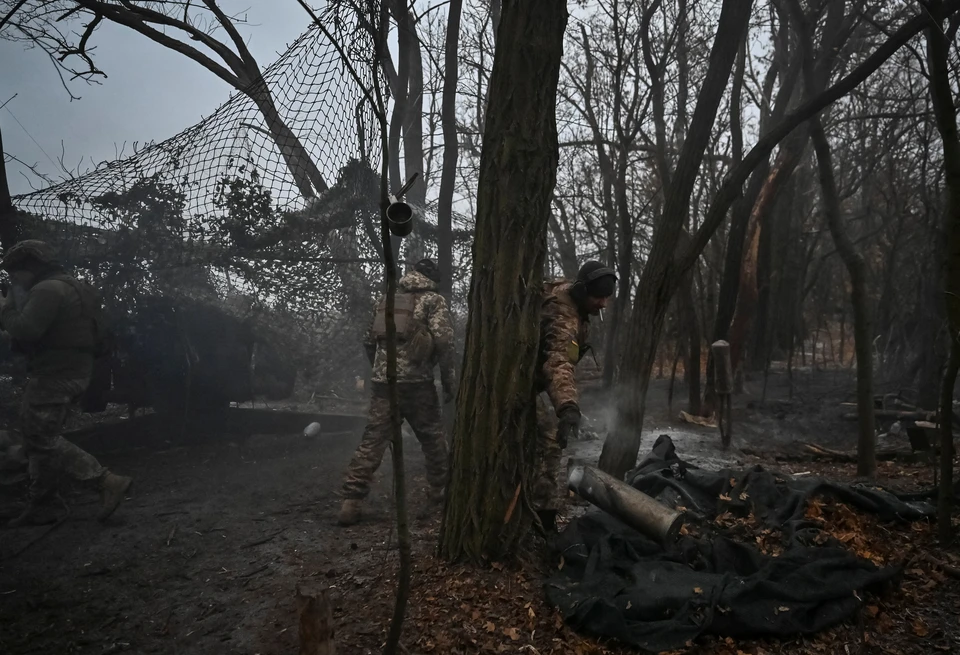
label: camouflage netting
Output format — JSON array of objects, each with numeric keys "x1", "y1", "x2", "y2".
[{"x1": 10, "y1": 19, "x2": 388, "y2": 401}]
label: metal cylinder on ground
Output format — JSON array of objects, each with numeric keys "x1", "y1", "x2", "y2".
[{"x1": 567, "y1": 461, "x2": 684, "y2": 545}]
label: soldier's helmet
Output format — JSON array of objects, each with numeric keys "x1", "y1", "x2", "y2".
[
  {"x1": 1, "y1": 240, "x2": 58, "y2": 271},
  {"x1": 413, "y1": 258, "x2": 441, "y2": 284}
]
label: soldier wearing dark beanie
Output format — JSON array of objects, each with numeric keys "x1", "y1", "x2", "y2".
[{"x1": 569, "y1": 260, "x2": 617, "y2": 313}]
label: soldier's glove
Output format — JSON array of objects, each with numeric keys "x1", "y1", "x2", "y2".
[{"x1": 556, "y1": 406, "x2": 581, "y2": 450}]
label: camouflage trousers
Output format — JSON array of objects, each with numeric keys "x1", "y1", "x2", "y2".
[
  {"x1": 533, "y1": 394, "x2": 563, "y2": 511},
  {"x1": 20, "y1": 377, "x2": 105, "y2": 500},
  {"x1": 341, "y1": 381, "x2": 448, "y2": 500}
]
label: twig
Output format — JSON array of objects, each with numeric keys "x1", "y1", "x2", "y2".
[
  {"x1": 237, "y1": 563, "x2": 269, "y2": 578},
  {"x1": 240, "y1": 529, "x2": 284, "y2": 549},
  {"x1": 166, "y1": 524, "x2": 177, "y2": 546},
  {"x1": 918, "y1": 551, "x2": 960, "y2": 579}
]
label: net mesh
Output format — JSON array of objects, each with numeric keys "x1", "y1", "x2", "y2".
[{"x1": 10, "y1": 17, "x2": 387, "y2": 397}]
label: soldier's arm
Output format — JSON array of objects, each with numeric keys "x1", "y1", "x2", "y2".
[
  {"x1": 426, "y1": 293, "x2": 456, "y2": 389},
  {"x1": 0, "y1": 283, "x2": 62, "y2": 342},
  {"x1": 542, "y1": 301, "x2": 580, "y2": 415}
]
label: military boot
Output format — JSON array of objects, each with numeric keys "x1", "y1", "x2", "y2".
[
  {"x1": 338, "y1": 499, "x2": 363, "y2": 526},
  {"x1": 97, "y1": 471, "x2": 133, "y2": 522}
]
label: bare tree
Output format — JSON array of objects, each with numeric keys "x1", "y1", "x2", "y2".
[
  {"x1": 3, "y1": 0, "x2": 328, "y2": 198},
  {"x1": 599, "y1": 0, "x2": 960, "y2": 480},
  {"x1": 599, "y1": 0, "x2": 753, "y2": 477}
]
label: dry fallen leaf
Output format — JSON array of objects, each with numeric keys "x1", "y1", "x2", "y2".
[
  {"x1": 503, "y1": 627, "x2": 520, "y2": 641},
  {"x1": 913, "y1": 619, "x2": 928, "y2": 637},
  {"x1": 693, "y1": 587, "x2": 703, "y2": 595},
  {"x1": 485, "y1": 621, "x2": 495, "y2": 633}
]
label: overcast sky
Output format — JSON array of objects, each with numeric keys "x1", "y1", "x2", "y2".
[{"x1": 1, "y1": 2, "x2": 313, "y2": 197}]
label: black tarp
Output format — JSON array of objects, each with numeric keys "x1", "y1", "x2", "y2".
[{"x1": 545, "y1": 436, "x2": 936, "y2": 652}]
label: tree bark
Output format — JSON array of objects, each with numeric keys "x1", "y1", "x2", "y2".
[
  {"x1": 599, "y1": 0, "x2": 753, "y2": 480},
  {"x1": 439, "y1": 0, "x2": 568, "y2": 562},
  {"x1": 0, "y1": 124, "x2": 20, "y2": 250},
  {"x1": 437, "y1": 0, "x2": 463, "y2": 299},
  {"x1": 926, "y1": 0, "x2": 960, "y2": 542},
  {"x1": 728, "y1": 137, "x2": 806, "y2": 376}
]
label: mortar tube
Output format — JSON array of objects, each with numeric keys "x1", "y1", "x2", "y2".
[{"x1": 568, "y1": 461, "x2": 684, "y2": 545}]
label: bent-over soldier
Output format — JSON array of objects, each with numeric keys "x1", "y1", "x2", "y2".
[
  {"x1": 338, "y1": 258, "x2": 456, "y2": 526},
  {"x1": 534, "y1": 260, "x2": 617, "y2": 530}
]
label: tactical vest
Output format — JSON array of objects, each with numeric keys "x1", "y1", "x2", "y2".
[{"x1": 371, "y1": 292, "x2": 421, "y2": 341}]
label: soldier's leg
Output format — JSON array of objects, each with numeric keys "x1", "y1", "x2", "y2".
[
  {"x1": 533, "y1": 394, "x2": 562, "y2": 511},
  {"x1": 341, "y1": 387, "x2": 394, "y2": 500},
  {"x1": 401, "y1": 381, "x2": 449, "y2": 496}
]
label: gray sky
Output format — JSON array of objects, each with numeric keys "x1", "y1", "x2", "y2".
[{"x1": 1, "y1": 1, "x2": 312, "y2": 197}]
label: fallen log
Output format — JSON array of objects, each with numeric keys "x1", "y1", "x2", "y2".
[
  {"x1": 841, "y1": 410, "x2": 937, "y2": 422},
  {"x1": 567, "y1": 462, "x2": 683, "y2": 544},
  {"x1": 296, "y1": 582, "x2": 336, "y2": 655}
]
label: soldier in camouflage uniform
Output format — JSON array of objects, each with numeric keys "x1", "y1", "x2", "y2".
[
  {"x1": 534, "y1": 260, "x2": 617, "y2": 530},
  {"x1": 0, "y1": 240, "x2": 133, "y2": 527},
  {"x1": 338, "y1": 259, "x2": 456, "y2": 526}
]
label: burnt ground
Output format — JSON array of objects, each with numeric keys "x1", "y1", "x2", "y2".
[{"x1": 0, "y1": 367, "x2": 958, "y2": 655}]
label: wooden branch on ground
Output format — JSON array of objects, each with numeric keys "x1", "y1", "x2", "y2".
[
  {"x1": 918, "y1": 552, "x2": 960, "y2": 580},
  {"x1": 841, "y1": 410, "x2": 938, "y2": 422}
]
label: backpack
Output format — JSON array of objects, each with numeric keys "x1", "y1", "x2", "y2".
[
  {"x1": 370, "y1": 291, "x2": 434, "y2": 364},
  {"x1": 48, "y1": 275, "x2": 112, "y2": 359},
  {"x1": 371, "y1": 292, "x2": 420, "y2": 341}
]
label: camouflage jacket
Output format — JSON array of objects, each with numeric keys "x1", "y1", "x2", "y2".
[
  {"x1": 364, "y1": 271, "x2": 456, "y2": 387},
  {"x1": 1, "y1": 272, "x2": 95, "y2": 381},
  {"x1": 535, "y1": 280, "x2": 589, "y2": 416}
]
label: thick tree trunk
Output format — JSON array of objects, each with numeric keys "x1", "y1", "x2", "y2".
[
  {"x1": 927, "y1": 1, "x2": 959, "y2": 542},
  {"x1": 599, "y1": 0, "x2": 753, "y2": 480},
  {"x1": 728, "y1": 140, "x2": 806, "y2": 377},
  {"x1": 439, "y1": 0, "x2": 568, "y2": 562},
  {"x1": 437, "y1": 0, "x2": 463, "y2": 299}
]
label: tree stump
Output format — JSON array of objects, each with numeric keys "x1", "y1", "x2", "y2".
[{"x1": 296, "y1": 582, "x2": 335, "y2": 655}]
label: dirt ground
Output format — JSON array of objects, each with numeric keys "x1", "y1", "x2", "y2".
[{"x1": 0, "y1": 367, "x2": 958, "y2": 654}]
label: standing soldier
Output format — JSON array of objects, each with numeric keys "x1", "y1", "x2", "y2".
[
  {"x1": 338, "y1": 258, "x2": 456, "y2": 526},
  {"x1": 0, "y1": 240, "x2": 133, "y2": 527},
  {"x1": 534, "y1": 260, "x2": 617, "y2": 530}
]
